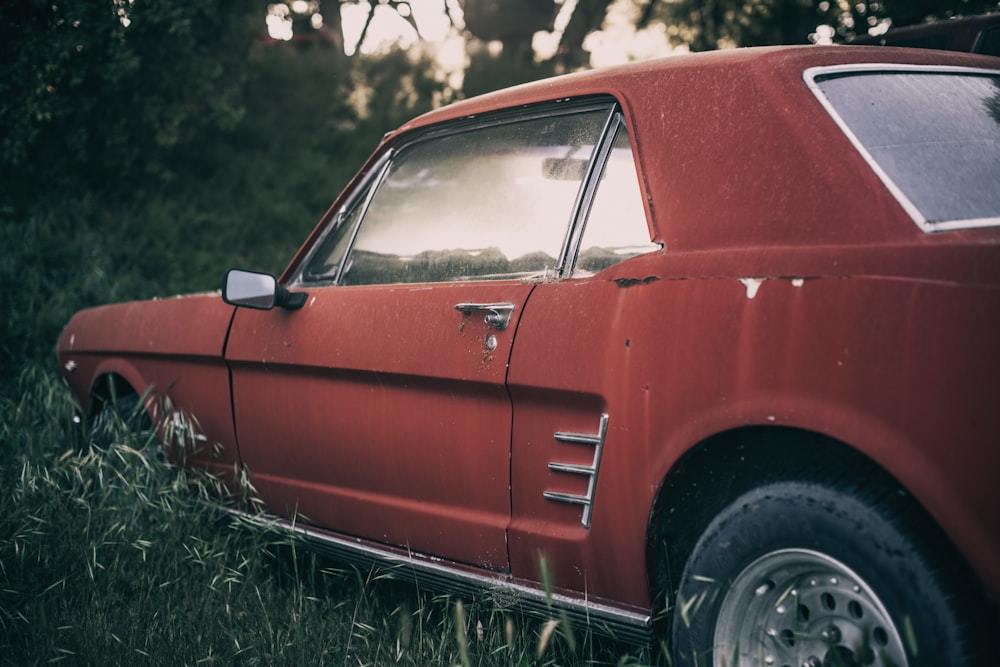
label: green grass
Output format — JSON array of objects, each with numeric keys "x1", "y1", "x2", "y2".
[{"x1": 0, "y1": 364, "x2": 661, "y2": 665}]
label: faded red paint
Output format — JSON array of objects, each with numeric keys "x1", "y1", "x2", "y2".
[
  {"x1": 56, "y1": 46, "x2": 1000, "y2": 623},
  {"x1": 508, "y1": 258, "x2": 1000, "y2": 606},
  {"x1": 57, "y1": 294, "x2": 240, "y2": 480},
  {"x1": 225, "y1": 283, "x2": 534, "y2": 570}
]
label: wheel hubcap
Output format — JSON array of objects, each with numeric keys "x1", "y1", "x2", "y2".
[{"x1": 713, "y1": 548, "x2": 908, "y2": 667}]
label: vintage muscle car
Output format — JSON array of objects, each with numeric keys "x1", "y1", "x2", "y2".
[{"x1": 57, "y1": 46, "x2": 1000, "y2": 666}]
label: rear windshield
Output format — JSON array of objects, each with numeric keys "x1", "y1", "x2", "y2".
[{"x1": 806, "y1": 66, "x2": 1000, "y2": 232}]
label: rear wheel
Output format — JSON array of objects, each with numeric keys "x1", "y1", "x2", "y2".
[{"x1": 671, "y1": 480, "x2": 990, "y2": 667}]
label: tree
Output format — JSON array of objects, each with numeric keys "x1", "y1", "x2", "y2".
[
  {"x1": 557, "y1": 0, "x2": 615, "y2": 67},
  {"x1": 459, "y1": 0, "x2": 618, "y2": 68},
  {"x1": 820, "y1": 0, "x2": 1000, "y2": 42},
  {"x1": 645, "y1": 0, "x2": 843, "y2": 51},
  {"x1": 459, "y1": 0, "x2": 556, "y2": 64},
  {"x1": 0, "y1": 1, "x2": 262, "y2": 204},
  {"x1": 266, "y1": 1, "x2": 457, "y2": 55},
  {"x1": 642, "y1": 0, "x2": 1000, "y2": 51}
]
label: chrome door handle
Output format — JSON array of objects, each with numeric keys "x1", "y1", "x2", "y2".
[{"x1": 454, "y1": 302, "x2": 515, "y2": 330}]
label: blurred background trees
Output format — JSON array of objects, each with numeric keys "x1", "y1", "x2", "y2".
[
  {"x1": 646, "y1": 0, "x2": 1000, "y2": 51},
  {"x1": 4, "y1": 0, "x2": 999, "y2": 205},
  {"x1": 1, "y1": 2, "x2": 260, "y2": 198}
]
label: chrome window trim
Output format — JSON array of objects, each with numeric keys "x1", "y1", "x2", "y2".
[
  {"x1": 331, "y1": 155, "x2": 394, "y2": 284},
  {"x1": 295, "y1": 98, "x2": 620, "y2": 287},
  {"x1": 293, "y1": 150, "x2": 393, "y2": 286},
  {"x1": 804, "y1": 63, "x2": 1000, "y2": 233},
  {"x1": 397, "y1": 97, "x2": 617, "y2": 150},
  {"x1": 557, "y1": 110, "x2": 620, "y2": 277}
]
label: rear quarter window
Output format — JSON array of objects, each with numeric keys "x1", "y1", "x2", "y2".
[{"x1": 806, "y1": 65, "x2": 1000, "y2": 232}]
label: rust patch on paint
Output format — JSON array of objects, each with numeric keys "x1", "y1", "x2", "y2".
[{"x1": 614, "y1": 276, "x2": 660, "y2": 288}]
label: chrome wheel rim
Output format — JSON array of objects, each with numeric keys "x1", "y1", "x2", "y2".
[{"x1": 713, "y1": 548, "x2": 908, "y2": 667}]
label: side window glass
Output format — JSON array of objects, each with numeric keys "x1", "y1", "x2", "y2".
[
  {"x1": 339, "y1": 108, "x2": 610, "y2": 286},
  {"x1": 299, "y1": 181, "x2": 373, "y2": 284},
  {"x1": 809, "y1": 69, "x2": 1000, "y2": 232},
  {"x1": 574, "y1": 123, "x2": 660, "y2": 276}
]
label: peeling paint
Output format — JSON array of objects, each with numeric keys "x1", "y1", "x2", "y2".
[
  {"x1": 739, "y1": 277, "x2": 764, "y2": 299},
  {"x1": 615, "y1": 276, "x2": 660, "y2": 288}
]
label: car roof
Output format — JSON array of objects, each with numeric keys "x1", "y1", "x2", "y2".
[
  {"x1": 397, "y1": 45, "x2": 997, "y2": 132},
  {"x1": 385, "y1": 46, "x2": 1000, "y2": 253}
]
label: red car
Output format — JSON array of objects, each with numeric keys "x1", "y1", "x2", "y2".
[{"x1": 57, "y1": 46, "x2": 999, "y2": 666}]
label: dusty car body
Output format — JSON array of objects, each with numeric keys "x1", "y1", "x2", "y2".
[{"x1": 58, "y1": 46, "x2": 999, "y2": 665}]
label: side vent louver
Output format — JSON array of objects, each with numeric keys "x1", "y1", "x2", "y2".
[{"x1": 543, "y1": 412, "x2": 609, "y2": 529}]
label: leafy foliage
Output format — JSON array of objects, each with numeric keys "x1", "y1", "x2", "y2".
[
  {"x1": 0, "y1": 1, "x2": 262, "y2": 204},
  {"x1": 0, "y1": 39, "x2": 445, "y2": 383},
  {"x1": 824, "y1": 0, "x2": 1000, "y2": 42},
  {"x1": 651, "y1": 0, "x2": 1000, "y2": 51},
  {"x1": 463, "y1": 48, "x2": 560, "y2": 98}
]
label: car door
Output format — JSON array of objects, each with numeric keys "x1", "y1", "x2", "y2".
[
  {"x1": 225, "y1": 101, "x2": 618, "y2": 570},
  {"x1": 502, "y1": 117, "x2": 664, "y2": 604}
]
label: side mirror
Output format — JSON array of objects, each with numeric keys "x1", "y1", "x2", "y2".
[{"x1": 222, "y1": 269, "x2": 306, "y2": 311}]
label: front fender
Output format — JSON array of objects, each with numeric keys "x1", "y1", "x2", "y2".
[{"x1": 56, "y1": 292, "x2": 240, "y2": 476}]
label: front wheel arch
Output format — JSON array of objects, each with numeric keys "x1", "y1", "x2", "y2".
[
  {"x1": 87, "y1": 372, "x2": 140, "y2": 419},
  {"x1": 84, "y1": 373, "x2": 153, "y2": 449}
]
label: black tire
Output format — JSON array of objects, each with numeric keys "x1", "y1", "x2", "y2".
[{"x1": 671, "y1": 479, "x2": 991, "y2": 667}]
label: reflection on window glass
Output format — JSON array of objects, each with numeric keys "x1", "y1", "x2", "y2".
[
  {"x1": 340, "y1": 108, "x2": 610, "y2": 285},
  {"x1": 575, "y1": 124, "x2": 659, "y2": 276},
  {"x1": 300, "y1": 182, "x2": 372, "y2": 284},
  {"x1": 814, "y1": 70, "x2": 1000, "y2": 230}
]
